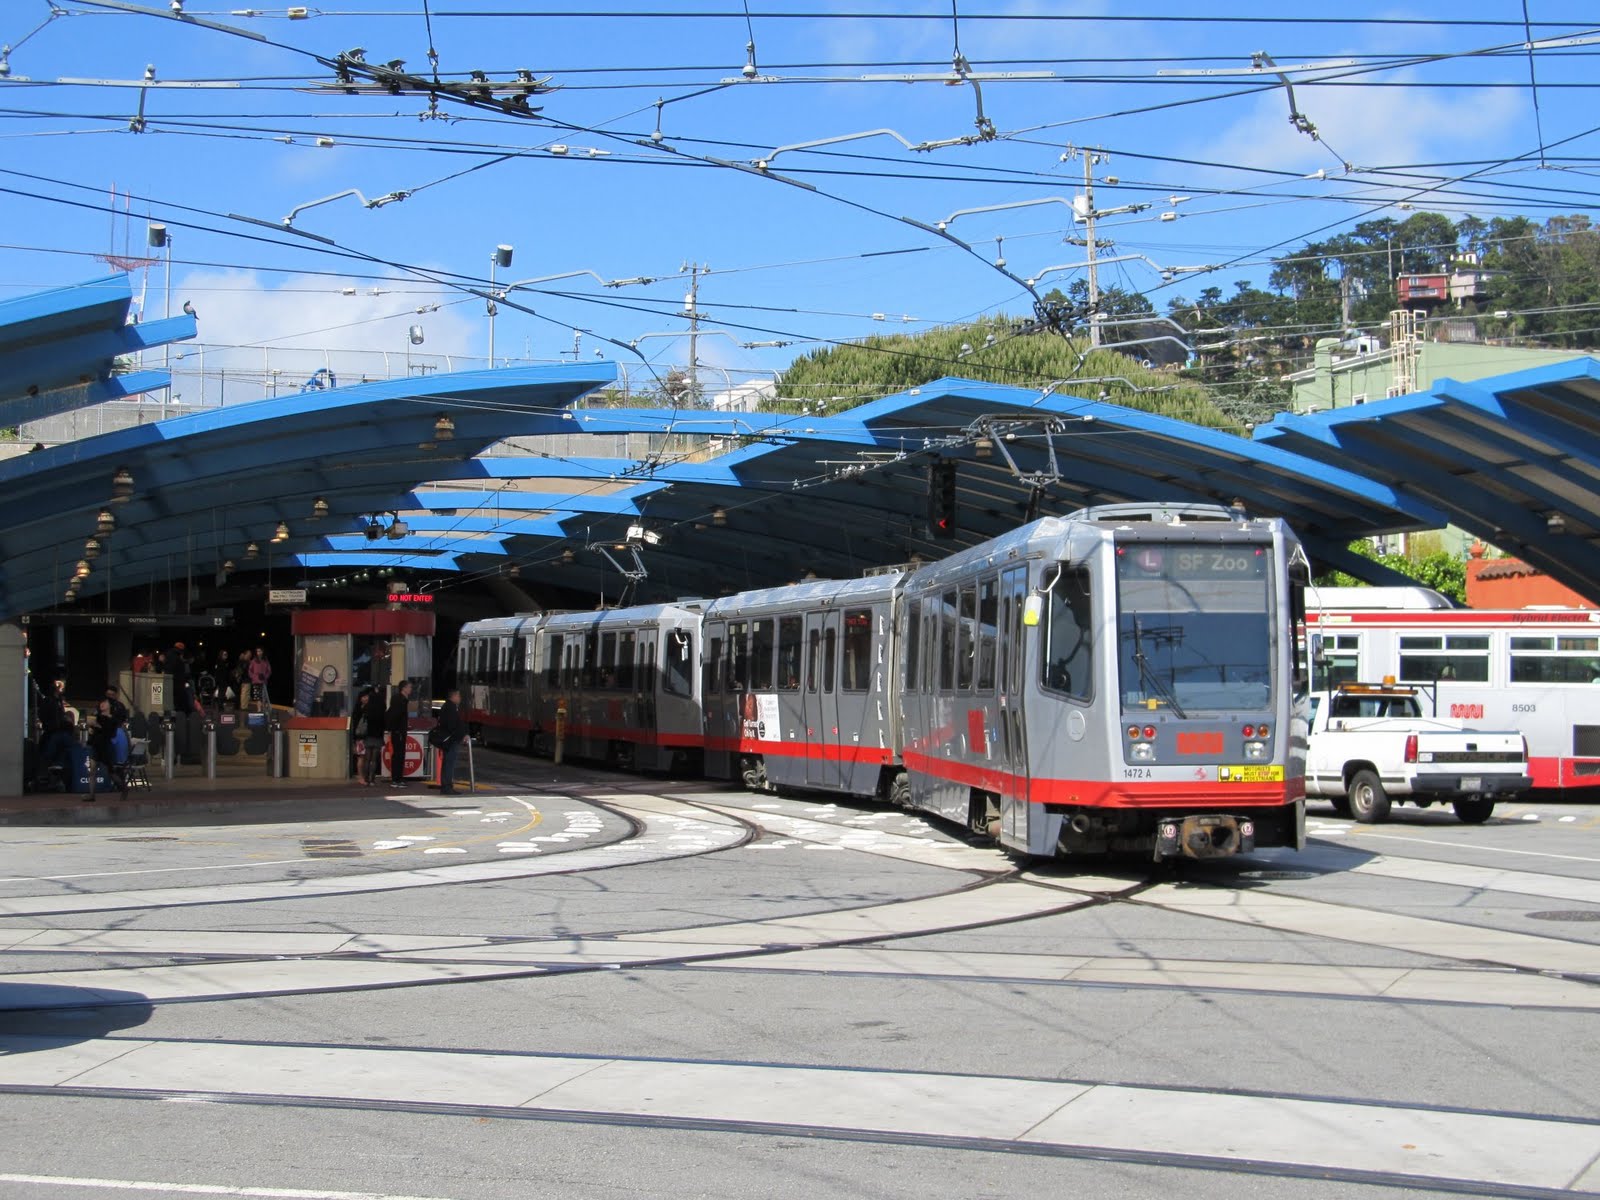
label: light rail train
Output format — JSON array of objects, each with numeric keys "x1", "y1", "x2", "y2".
[{"x1": 461, "y1": 503, "x2": 1312, "y2": 860}]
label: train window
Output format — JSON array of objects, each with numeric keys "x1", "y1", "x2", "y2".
[
  {"x1": 617, "y1": 631, "x2": 636, "y2": 690},
  {"x1": 751, "y1": 619, "x2": 775, "y2": 689},
  {"x1": 977, "y1": 579, "x2": 998, "y2": 691},
  {"x1": 842, "y1": 609, "x2": 871, "y2": 691},
  {"x1": 512, "y1": 637, "x2": 527, "y2": 686},
  {"x1": 778, "y1": 617, "x2": 802, "y2": 690},
  {"x1": 939, "y1": 590, "x2": 958, "y2": 691},
  {"x1": 563, "y1": 638, "x2": 580, "y2": 690},
  {"x1": 1042, "y1": 567, "x2": 1092, "y2": 701},
  {"x1": 957, "y1": 587, "x2": 976, "y2": 690},
  {"x1": 545, "y1": 635, "x2": 562, "y2": 687},
  {"x1": 1399, "y1": 634, "x2": 1489, "y2": 684},
  {"x1": 583, "y1": 631, "x2": 599, "y2": 688},
  {"x1": 807, "y1": 628, "x2": 820, "y2": 692},
  {"x1": 905, "y1": 600, "x2": 921, "y2": 690},
  {"x1": 705, "y1": 634, "x2": 722, "y2": 695},
  {"x1": 638, "y1": 636, "x2": 654, "y2": 694},
  {"x1": 727, "y1": 622, "x2": 748, "y2": 691},
  {"x1": 599, "y1": 632, "x2": 618, "y2": 688},
  {"x1": 823, "y1": 627, "x2": 838, "y2": 693},
  {"x1": 666, "y1": 630, "x2": 694, "y2": 696}
]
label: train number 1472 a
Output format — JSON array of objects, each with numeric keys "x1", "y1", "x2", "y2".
[{"x1": 1122, "y1": 767, "x2": 1152, "y2": 780}]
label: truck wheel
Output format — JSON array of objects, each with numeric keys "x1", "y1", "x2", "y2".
[
  {"x1": 1348, "y1": 770, "x2": 1391, "y2": 823},
  {"x1": 1453, "y1": 796, "x2": 1495, "y2": 824},
  {"x1": 1329, "y1": 796, "x2": 1352, "y2": 818}
]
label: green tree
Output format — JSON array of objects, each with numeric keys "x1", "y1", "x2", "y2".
[{"x1": 1314, "y1": 540, "x2": 1466, "y2": 604}]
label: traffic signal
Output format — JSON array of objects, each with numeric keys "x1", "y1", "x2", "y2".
[{"x1": 928, "y1": 460, "x2": 958, "y2": 539}]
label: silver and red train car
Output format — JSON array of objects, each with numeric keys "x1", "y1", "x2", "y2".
[{"x1": 459, "y1": 503, "x2": 1310, "y2": 860}]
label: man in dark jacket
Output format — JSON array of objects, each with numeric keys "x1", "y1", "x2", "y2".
[
  {"x1": 385, "y1": 679, "x2": 413, "y2": 787},
  {"x1": 433, "y1": 687, "x2": 467, "y2": 795}
]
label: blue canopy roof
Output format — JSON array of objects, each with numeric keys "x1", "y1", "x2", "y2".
[
  {"x1": 1255, "y1": 357, "x2": 1600, "y2": 604},
  {"x1": 6, "y1": 276, "x2": 1598, "y2": 618}
]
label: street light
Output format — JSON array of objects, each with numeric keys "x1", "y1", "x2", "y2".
[
  {"x1": 407, "y1": 323, "x2": 424, "y2": 376},
  {"x1": 488, "y1": 243, "x2": 513, "y2": 366},
  {"x1": 148, "y1": 222, "x2": 173, "y2": 372}
]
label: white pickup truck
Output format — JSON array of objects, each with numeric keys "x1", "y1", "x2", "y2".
[{"x1": 1306, "y1": 682, "x2": 1531, "y2": 824}]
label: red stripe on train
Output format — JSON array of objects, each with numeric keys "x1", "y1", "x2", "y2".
[
  {"x1": 903, "y1": 749, "x2": 1302, "y2": 808},
  {"x1": 705, "y1": 736, "x2": 895, "y2": 765}
]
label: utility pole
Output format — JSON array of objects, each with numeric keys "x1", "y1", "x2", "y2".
[
  {"x1": 1082, "y1": 151, "x2": 1101, "y2": 348},
  {"x1": 1063, "y1": 145, "x2": 1109, "y2": 347},
  {"x1": 684, "y1": 263, "x2": 703, "y2": 405}
]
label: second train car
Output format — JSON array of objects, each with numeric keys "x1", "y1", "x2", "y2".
[{"x1": 459, "y1": 502, "x2": 1311, "y2": 860}]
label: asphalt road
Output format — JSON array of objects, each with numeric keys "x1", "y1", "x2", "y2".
[{"x1": 2, "y1": 750, "x2": 1598, "y2": 1200}]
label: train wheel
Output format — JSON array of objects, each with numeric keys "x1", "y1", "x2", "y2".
[
  {"x1": 967, "y1": 790, "x2": 1000, "y2": 839},
  {"x1": 1453, "y1": 796, "x2": 1495, "y2": 824},
  {"x1": 888, "y1": 772, "x2": 911, "y2": 810},
  {"x1": 1348, "y1": 770, "x2": 1391, "y2": 824},
  {"x1": 740, "y1": 755, "x2": 769, "y2": 792}
]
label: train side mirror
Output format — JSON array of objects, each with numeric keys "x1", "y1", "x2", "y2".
[{"x1": 1022, "y1": 593, "x2": 1043, "y2": 627}]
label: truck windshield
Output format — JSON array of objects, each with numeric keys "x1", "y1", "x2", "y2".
[{"x1": 1115, "y1": 541, "x2": 1273, "y2": 715}]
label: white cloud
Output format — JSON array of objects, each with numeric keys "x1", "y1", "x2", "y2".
[
  {"x1": 1196, "y1": 73, "x2": 1524, "y2": 178},
  {"x1": 160, "y1": 269, "x2": 481, "y2": 406}
]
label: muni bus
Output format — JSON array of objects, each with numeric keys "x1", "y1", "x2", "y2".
[{"x1": 1308, "y1": 586, "x2": 1600, "y2": 792}]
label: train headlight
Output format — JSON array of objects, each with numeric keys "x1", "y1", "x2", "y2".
[
  {"x1": 1244, "y1": 740, "x2": 1266, "y2": 759},
  {"x1": 1131, "y1": 742, "x2": 1154, "y2": 761}
]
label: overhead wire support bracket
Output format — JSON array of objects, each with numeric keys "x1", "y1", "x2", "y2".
[
  {"x1": 282, "y1": 188, "x2": 411, "y2": 226},
  {"x1": 966, "y1": 414, "x2": 1071, "y2": 490}
]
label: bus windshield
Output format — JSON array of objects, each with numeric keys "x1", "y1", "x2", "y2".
[{"x1": 1115, "y1": 541, "x2": 1274, "y2": 715}]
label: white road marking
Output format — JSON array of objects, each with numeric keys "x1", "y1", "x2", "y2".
[
  {"x1": 0, "y1": 797, "x2": 741, "y2": 918},
  {"x1": 2, "y1": 1037, "x2": 1595, "y2": 1192},
  {"x1": 1350, "y1": 854, "x2": 1600, "y2": 906},
  {"x1": 0, "y1": 1175, "x2": 459, "y2": 1199},
  {"x1": 1139, "y1": 882, "x2": 1600, "y2": 975},
  {"x1": 705, "y1": 946, "x2": 1599, "y2": 1008},
  {"x1": 1337, "y1": 830, "x2": 1600, "y2": 864}
]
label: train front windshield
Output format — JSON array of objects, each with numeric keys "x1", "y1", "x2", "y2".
[{"x1": 1114, "y1": 541, "x2": 1274, "y2": 715}]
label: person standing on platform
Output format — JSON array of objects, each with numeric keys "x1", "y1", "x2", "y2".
[
  {"x1": 231, "y1": 649, "x2": 251, "y2": 711},
  {"x1": 169, "y1": 642, "x2": 193, "y2": 715},
  {"x1": 433, "y1": 687, "x2": 466, "y2": 795},
  {"x1": 349, "y1": 687, "x2": 383, "y2": 786},
  {"x1": 85, "y1": 697, "x2": 128, "y2": 802},
  {"x1": 384, "y1": 679, "x2": 413, "y2": 788},
  {"x1": 249, "y1": 647, "x2": 273, "y2": 712},
  {"x1": 36, "y1": 678, "x2": 74, "y2": 789}
]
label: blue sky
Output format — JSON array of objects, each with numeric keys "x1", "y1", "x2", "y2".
[{"x1": 3, "y1": 1, "x2": 1598, "y2": 403}]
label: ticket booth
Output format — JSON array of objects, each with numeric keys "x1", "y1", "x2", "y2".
[{"x1": 284, "y1": 607, "x2": 435, "y2": 780}]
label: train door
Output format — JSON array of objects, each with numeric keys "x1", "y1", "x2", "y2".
[
  {"x1": 702, "y1": 620, "x2": 732, "y2": 779},
  {"x1": 998, "y1": 566, "x2": 1030, "y2": 840},
  {"x1": 803, "y1": 609, "x2": 841, "y2": 788}
]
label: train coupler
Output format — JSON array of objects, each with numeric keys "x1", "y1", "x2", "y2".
[{"x1": 1155, "y1": 814, "x2": 1255, "y2": 860}]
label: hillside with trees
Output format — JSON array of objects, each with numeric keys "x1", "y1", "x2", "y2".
[{"x1": 768, "y1": 314, "x2": 1235, "y2": 428}]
